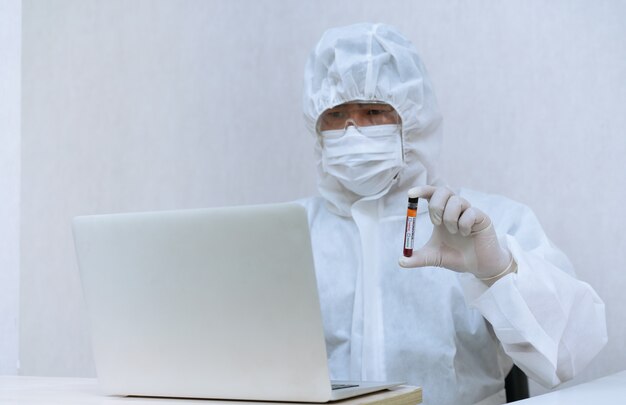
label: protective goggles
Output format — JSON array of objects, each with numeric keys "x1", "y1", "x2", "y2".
[{"x1": 317, "y1": 101, "x2": 401, "y2": 132}]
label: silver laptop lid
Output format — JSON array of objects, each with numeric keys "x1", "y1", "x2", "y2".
[{"x1": 73, "y1": 203, "x2": 332, "y2": 402}]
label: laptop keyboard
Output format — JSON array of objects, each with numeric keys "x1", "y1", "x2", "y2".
[{"x1": 331, "y1": 383, "x2": 360, "y2": 390}]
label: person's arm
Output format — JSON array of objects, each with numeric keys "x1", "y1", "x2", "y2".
[
  {"x1": 399, "y1": 186, "x2": 607, "y2": 387},
  {"x1": 459, "y1": 200, "x2": 607, "y2": 387}
]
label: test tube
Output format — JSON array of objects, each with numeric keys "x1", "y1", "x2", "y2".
[{"x1": 403, "y1": 196, "x2": 419, "y2": 257}]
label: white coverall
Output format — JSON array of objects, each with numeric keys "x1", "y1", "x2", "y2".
[{"x1": 299, "y1": 23, "x2": 607, "y2": 405}]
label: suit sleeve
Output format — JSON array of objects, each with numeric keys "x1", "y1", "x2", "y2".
[{"x1": 459, "y1": 199, "x2": 607, "y2": 388}]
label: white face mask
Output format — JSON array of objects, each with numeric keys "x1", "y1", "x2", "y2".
[{"x1": 320, "y1": 124, "x2": 404, "y2": 196}]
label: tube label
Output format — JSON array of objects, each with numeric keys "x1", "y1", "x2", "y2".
[{"x1": 404, "y1": 216, "x2": 416, "y2": 249}]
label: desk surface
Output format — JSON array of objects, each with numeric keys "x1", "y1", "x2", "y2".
[
  {"x1": 2, "y1": 371, "x2": 626, "y2": 405},
  {"x1": 0, "y1": 376, "x2": 422, "y2": 405},
  {"x1": 516, "y1": 370, "x2": 626, "y2": 405}
]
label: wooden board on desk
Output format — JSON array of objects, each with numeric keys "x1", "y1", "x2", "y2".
[{"x1": 329, "y1": 385, "x2": 422, "y2": 405}]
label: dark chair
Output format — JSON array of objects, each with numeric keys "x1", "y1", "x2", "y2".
[{"x1": 505, "y1": 365, "x2": 529, "y2": 402}]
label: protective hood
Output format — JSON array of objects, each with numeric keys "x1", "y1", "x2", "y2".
[{"x1": 303, "y1": 23, "x2": 444, "y2": 217}]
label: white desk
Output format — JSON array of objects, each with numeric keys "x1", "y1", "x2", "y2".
[
  {"x1": 515, "y1": 370, "x2": 626, "y2": 404},
  {"x1": 1, "y1": 372, "x2": 625, "y2": 404},
  {"x1": 0, "y1": 376, "x2": 421, "y2": 404}
]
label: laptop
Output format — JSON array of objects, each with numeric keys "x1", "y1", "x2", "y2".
[{"x1": 72, "y1": 202, "x2": 402, "y2": 402}]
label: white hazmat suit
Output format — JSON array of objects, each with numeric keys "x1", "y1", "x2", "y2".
[{"x1": 299, "y1": 23, "x2": 607, "y2": 405}]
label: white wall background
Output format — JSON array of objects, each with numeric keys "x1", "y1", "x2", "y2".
[
  {"x1": 12, "y1": 0, "x2": 626, "y2": 397},
  {"x1": 0, "y1": 0, "x2": 20, "y2": 375}
]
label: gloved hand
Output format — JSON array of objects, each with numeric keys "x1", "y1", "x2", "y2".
[{"x1": 399, "y1": 186, "x2": 516, "y2": 285}]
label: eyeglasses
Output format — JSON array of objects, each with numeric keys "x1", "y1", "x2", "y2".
[{"x1": 317, "y1": 102, "x2": 401, "y2": 131}]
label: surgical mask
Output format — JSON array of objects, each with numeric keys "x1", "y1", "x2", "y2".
[{"x1": 320, "y1": 124, "x2": 403, "y2": 196}]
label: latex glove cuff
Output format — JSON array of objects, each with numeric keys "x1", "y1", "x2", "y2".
[{"x1": 478, "y1": 256, "x2": 518, "y2": 286}]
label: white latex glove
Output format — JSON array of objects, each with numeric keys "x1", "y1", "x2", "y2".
[{"x1": 399, "y1": 186, "x2": 516, "y2": 285}]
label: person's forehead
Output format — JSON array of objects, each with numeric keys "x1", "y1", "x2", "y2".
[{"x1": 327, "y1": 101, "x2": 393, "y2": 111}]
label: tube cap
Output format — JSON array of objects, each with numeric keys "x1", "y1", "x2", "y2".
[{"x1": 408, "y1": 196, "x2": 419, "y2": 203}]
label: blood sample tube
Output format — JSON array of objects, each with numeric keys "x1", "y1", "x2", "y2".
[{"x1": 403, "y1": 196, "x2": 419, "y2": 257}]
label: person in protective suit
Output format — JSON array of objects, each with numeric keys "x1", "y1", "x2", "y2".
[{"x1": 299, "y1": 23, "x2": 607, "y2": 405}]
